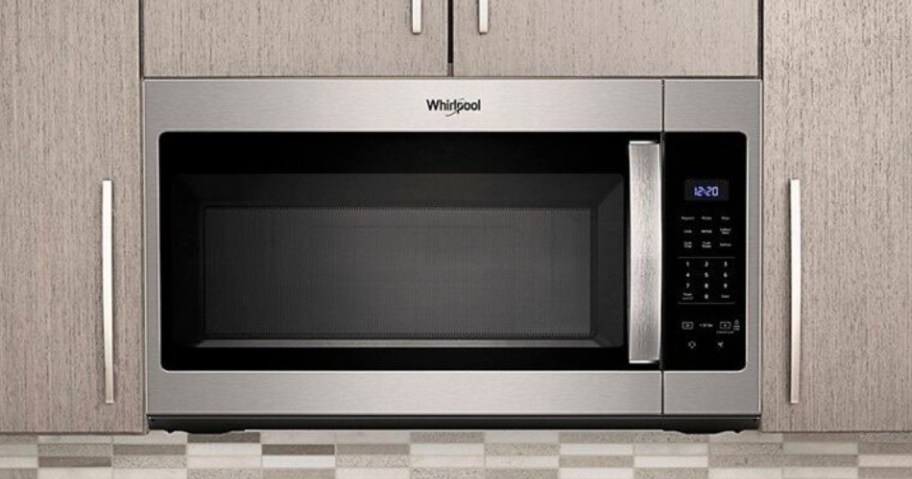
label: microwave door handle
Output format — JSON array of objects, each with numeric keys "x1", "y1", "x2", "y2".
[{"x1": 628, "y1": 141, "x2": 662, "y2": 364}]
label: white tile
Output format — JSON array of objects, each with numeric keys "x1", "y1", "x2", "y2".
[
  {"x1": 336, "y1": 431, "x2": 409, "y2": 444},
  {"x1": 486, "y1": 431, "x2": 559, "y2": 443},
  {"x1": 710, "y1": 468, "x2": 784, "y2": 479},
  {"x1": 263, "y1": 455, "x2": 336, "y2": 468},
  {"x1": 410, "y1": 444, "x2": 485, "y2": 456},
  {"x1": 559, "y1": 444, "x2": 634, "y2": 456},
  {"x1": 336, "y1": 468, "x2": 410, "y2": 479},
  {"x1": 485, "y1": 456, "x2": 559, "y2": 468},
  {"x1": 113, "y1": 432, "x2": 187, "y2": 445},
  {"x1": 113, "y1": 469, "x2": 187, "y2": 479},
  {"x1": 410, "y1": 455, "x2": 485, "y2": 468},
  {"x1": 710, "y1": 432, "x2": 784, "y2": 443},
  {"x1": 259, "y1": 430, "x2": 336, "y2": 444},
  {"x1": 0, "y1": 444, "x2": 37, "y2": 456},
  {"x1": 38, "y1": 469, "x2": 113, "y2": 479},
  {"x1": 783, "y1": 467, "x2": 858, "y2": 479},
  {"x1": 634, "y1": 443, "x2": 708, "y2": 456},
  {"x1": 859, "y1": 454, "x2": 912, "y2": 467},
  {"x1": 559, "y1": 467, "x2": 634, "y2": 479},
  {"x1": 633, "y1": 456, "x2": 708, "y2": 468},
  {"x1": 186, "y1": 455, "x2": 261, "y2": 469},
  {"x1": 784, "y1": 442, "x2": 858, "y2": 455},
  {"x1": 0, "y1": 456, "x2": 38, "y2": 468},
  {"x1": 38, "y1": 436, "x2": 112, "y2": 444},
  {"x1": 186, "y1": 443, "x2": 261, "y2": 456}
]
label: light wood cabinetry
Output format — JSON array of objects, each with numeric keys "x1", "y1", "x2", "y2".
[
  {"x1": 453, "y1": 0, "x2": 758, "y2": 77},
  {"x1": 763, "y1": 0, "x2": 912, "y2": 431},
  {"x1": 143, "y1": 0, "x2": 449, "y2": 77},
  {"x1": 0, "y1": 1, "x2": 144, "y2": 432}
]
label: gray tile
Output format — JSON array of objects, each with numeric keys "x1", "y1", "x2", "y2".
[
  {"x1": 860, "y1": 443, "x2": 912, "y2": 454},
  {"x1": 412, "y1": 469, "x2": 484, "y2": 479},
  {"x1": 262, "y1": 471, "x2": 334, "y2": 479},
  {"x1": 38, "y1": 457, "x2": 112, "y2": 468},
  {"x1": 188, "y1": 433, "x2": 260, "y2": 444},
  {"x1": 335, "y1": 455, "x2": 408, "y2": 468},
  {"x1": 709, "y1": 443, "x2": 783, "y2": 456},
  {"x1": 412, "y1": 433, "x2": 483, "y2": 444},
  {"x1": 187, "y1": 471, "x2": 261, "y2": 479},
  {"x1": 860, "y1": 434, "x2": 912, "y2": 443},
  {"x1": 111, "y1": 455, "x2": 186, "y2": 469},
  {"x1": 635, "y1": 469, "x2": 708, "y2": 479},
  {"x1": 336, "y1": 445, "x2": 408, "y2": 456},
  {"x1": 559, "y1": 455, "x2": 634, "y2": 467},
  {"x1": 0, "y1": 471, "x2": 38, "y2": 479},
  {"x1": 113, "y1": 445, "x2": 186, "y2": 456},
  {"x1": 262, "y1": 445, "x2": 334, "y2": 456},
  {"x1": 631, "y1": 432, "x2": 710, "y2": 444},
  {"x1": 710, "y1": 455, "x2": 786, "y2": 468},
  {"x1": 859, "y1": 467, "x2": 912, "y2": 478},
  {"x1": 484, "y1": 470, "x2": 557, "y2": 479},
  {"x1": 38, "y1": 444, "x2": 112, "y2": 457},
  {"x1": 559, "y1": 432, "x2": 640, "y2": 444},
  {"x1": 785, "y1": 434, "x2": 860, "y2": 442},
  {"x1": 484, "y1": 444, "x2": 559, "y2": 456},
  {"x1": 783, "y1": 455, "x2": 858, "y2": 467}
]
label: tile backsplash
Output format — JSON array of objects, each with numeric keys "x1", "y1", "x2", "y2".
[{"x1": 1, "y1": 430, "x2": 909, "y2": 478}]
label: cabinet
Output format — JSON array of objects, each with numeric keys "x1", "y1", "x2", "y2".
[
  {"x1": 763, "y1": 1, "x2": 912, "y2": 431},
  {"x1": 0, "y1": 1, "x2": 144, "y2": 432},
  {"x1": 144, "y1": 0, "x2": 758, "y2": 78},
  {"x1": 143, "y1": 0, "x2": 449, "y2": 77},
  {"x1": 453, "y1": 0, "x2": 758, "y2": 77}
]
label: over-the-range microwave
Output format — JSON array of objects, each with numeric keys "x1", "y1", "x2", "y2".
[{"x1": 144, "y1": 79, "x2": 761, "y2": 433}]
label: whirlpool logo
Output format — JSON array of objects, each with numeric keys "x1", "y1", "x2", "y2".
[{"x1": 426, "y1": 98, "x2": 482, "y2": 117}]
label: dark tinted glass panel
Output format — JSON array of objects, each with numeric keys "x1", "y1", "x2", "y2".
[{"x1": 160, "y1": 132, "x2": 658, "y2": 370}]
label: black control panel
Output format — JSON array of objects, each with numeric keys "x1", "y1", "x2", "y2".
[{"x1": 663, "y1": 133, "x2": 747, "y2": 370}]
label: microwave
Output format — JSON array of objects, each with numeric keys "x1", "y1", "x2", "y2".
[{"x1": 144, "y1": 79, "x2": 761, "y2": 432}]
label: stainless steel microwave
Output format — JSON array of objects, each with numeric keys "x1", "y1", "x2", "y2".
[{"x1": 144, "y1": 79, "x2": 761, "y2": 432}]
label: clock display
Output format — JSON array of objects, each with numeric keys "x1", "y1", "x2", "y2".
[{"x1": 685, "y1": 179, "x2": 729, "y2": 201}]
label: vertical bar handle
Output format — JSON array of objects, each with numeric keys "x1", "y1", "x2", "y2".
[
  {"x1": 789, "y1": 179, "x2": 802, "y2": 404},
  {"x1": 411, "y1": 0, "x2": 422, "y2": 34},
  {"x1": 479, "y1": 0, "x2": 489, "y2": 34},
  {"x1": 102, "y1": 180, "x2": 114, "y2": 404},
  {"x1": 628, "y1": 141, "x2": 662, "y2": 364}
]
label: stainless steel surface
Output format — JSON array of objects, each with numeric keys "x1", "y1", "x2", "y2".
[
  {"x1": 144, "y1": 79, "x2": 663, "y2": 417},
  {"x1": 478, "y1": 0, "x2": 489, "y2": 34},
  {"x1": 789, "y1": 179, "x2": 802, "y2": 405},
  {"x1": 411, "y1": 0, "x2": 422, "y2": 34},
  {"x1": 627, "y1": 141, "x2": 663, "y2": 365},
  {"x1": 102, "y1": 179, "x2": 114, "y2": 405},
  {"x1": 663, "y1": 80, "x2": 762, "y2": 416}
]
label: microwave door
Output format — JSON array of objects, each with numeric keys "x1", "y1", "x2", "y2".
[{"x1": 628, "y1": 141, "x2": 663, "y2": 365}]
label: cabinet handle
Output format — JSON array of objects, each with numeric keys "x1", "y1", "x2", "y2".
[
  {"x1": 479, "y1": 0, "x2": 489, "y2": 34},
  {"x1": 411, "y1": 0, "x2": 422, "y2": 34},
  {"x1": 628, "y1": 141, "x2": 662, "y2": 364},
  {"x1": 102, "y1": 180, "x2": 114, "y2": 404},
  {"x1": 789, "y1": 179, "x2": 802, "y2": 404}
]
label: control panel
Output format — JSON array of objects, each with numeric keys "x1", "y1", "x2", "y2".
[{"x1": 663, "y1": 133, "x2": 747, "y2": 370}]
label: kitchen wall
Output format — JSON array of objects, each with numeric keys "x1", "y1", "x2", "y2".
[{"x1": 0, "y1": 430, "x2": 907, "y2": 478}]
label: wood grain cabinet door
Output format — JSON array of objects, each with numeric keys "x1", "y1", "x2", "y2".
[
  {"x1": 453, "y1": 0, "x2": 758, "y2": 77},
  {"x1": 763, "y1": 0, "x2": 912, "y2": 431},
  {"x1": 0, "y1": 1, "x2": 144, "y2": 432},
  {"x1": 143, "y1": 0, "x2": 449, "y2": 77}
]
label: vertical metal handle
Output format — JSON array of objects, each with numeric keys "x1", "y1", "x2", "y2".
[
  {"x1": 411, "y1": 0, "x2": 422, "y2": 34},
  {"x1": 789, "y1": 179, "x2": 802, "y2": 404},
  {"x1": 628, "y1": 141, "x2": 662, "y2": 364},
  {"x1": 479, "y1": 0, "x2": 489, "y2": 34},
  {"x1": 102, "y1": 180, "x2": 114, "y2": 404}
]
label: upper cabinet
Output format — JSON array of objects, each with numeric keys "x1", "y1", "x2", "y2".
[
  {"x1": 453, "y1": 0, "x2": 759, "y2": 77},
  {"x1": 0, "y1": 1, "x2": 144, "y2": 432},
  {"x1": 763, "y1": 0, "x2": 912, "y2": 431},
  {"x1": 143, "y1": 0, "x2": 449, "y2": 77},
  {"x1": 143, "y1": 0, "x2": 758, "y2": 78}
]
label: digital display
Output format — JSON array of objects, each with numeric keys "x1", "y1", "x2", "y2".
[{"x1": 685, "y1": 179, "x2": 730, "y2": 201}]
